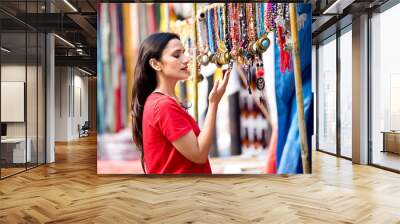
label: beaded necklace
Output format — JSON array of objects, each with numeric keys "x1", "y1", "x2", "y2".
[
  {"x1": 198, "y1": 10, "x2": 210, "y2": 66},
  {"x1": 236, "y1": 4, "x2": 240, "y2": 53},
  {"x1": 245, "y1": 3, "x2": 256, "y2": 43},
  {"x1": 207, "y1": 8, "x2": 214, "y2": 54},
  {"x1": 212, "y1": 7, "x2": 220, "y2": 55},
  {"x1": 255, "y1": 3, "x2": 261, "y2": 39},
  {"x1": 265, "y1": 3, "x2": 270, "y2": 32},
  {"x1": 225, "y1": 3, "x2": 231, "y2": 52},
  {"x1": 218, "y1": 6, "x2": 223, "y2": 46},
  {"x1": 198, "y1": 11, "x2": 208, "y2": 54},
  {"x1": 240, "y1": 4, "x2": 248, "y2": 49},
  {"x1": 266, "y1": 3, "x2": 276, "y2": 32},
  {"x1": 260, "y1": 3, "x2": 265, "y2": 36},
  {"x1": 252, "y1": 3, "x2": 257, "y2": 42},
  {"x1": 229, "y1": 3, "x2": 238, "y2": 60}
]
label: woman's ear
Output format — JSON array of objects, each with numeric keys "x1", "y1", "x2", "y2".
[{"x1": 149, "y1": 58, "x2": 161, "y2": 71}]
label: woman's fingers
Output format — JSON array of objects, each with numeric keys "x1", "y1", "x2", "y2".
[
  {"x1": 211, "y1": 80, "x2": 219, "y2": 93},
  {"x1": 221, "y1": 68, "x2": 231, "y2": 89}
]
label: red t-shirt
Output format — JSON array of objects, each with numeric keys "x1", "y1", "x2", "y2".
[{"x1": 142, "y1": 92, "x2": 212, "y2": 174}]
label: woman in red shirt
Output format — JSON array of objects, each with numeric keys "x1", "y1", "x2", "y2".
[{"x1": 131, "y1": 32, "x2": 230, "y2": 174}]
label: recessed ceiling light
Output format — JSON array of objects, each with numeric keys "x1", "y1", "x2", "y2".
[
  {"x1": 1, "y1": 47, "x2": 11, "y2": 53},
  {"x1": 78, "y1": 67, "x2": 92, "y2": 76},
  {"x1": 322, "y1": 0, "x2": 354, "y2": 15},
  {"x1": 54, "y1": 34, "x2": 75, "y2": 48},
  {"x1": 63, "y1": 0, "x2": 78, "y2": 12}
]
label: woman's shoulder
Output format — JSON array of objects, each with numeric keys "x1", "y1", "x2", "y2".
[{"x1": 146, "y1": 92, "x2": 181, "y2": 112}]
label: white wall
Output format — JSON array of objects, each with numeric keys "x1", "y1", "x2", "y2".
[
  {"x1": 55, "y1": 66, "x2": 69, "y2": 141},
  {"x1": 54, "y1": 67, "x2": 89, "y2": 141},
  {"x1": 1, "y1": 65, "x2": 26, "y2": 141},
  {"x1": 73, "y1": 72, "x2": 89, "y2": 136}
]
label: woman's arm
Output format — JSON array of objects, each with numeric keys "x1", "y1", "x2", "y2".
[{"x1": 171, "y1": 69, "x2": 231, "y2": 164}]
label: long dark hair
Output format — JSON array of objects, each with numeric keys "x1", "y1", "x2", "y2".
[{"x1": 131, "y1": 32, "x2": 180, "y2": 174}]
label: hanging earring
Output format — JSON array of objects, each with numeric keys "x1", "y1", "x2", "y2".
[{"x1": 255, "y1": 58, "x2": 266, "y2": 103}]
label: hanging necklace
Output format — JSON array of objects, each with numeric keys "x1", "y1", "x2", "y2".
[
  {"x1": 230, "y1": 3, "x2": 238, "y2": 61},
  {"x1": 265, "y1": 3, "x2": 269, "y2": 33},
  {"x1": 254, "y1": 3, "x2": 270, "y2": 56},
  {"x1": 255, "y1": 3, "x2": 261, "y2": 39},
  {"x1": 260, "y1": 3, "x2": 265, "y2": 36},
  {"x1": 217, "y1": 4, "x2": 231, "y2": 67},
  {"x1": 250, "y1": 3, "x2": 257, "y2": 42},
  {"x1": 218, "y1": 6, "x2": 223, "y2": 46},
  {"x1": 238, "y1": 3, "x2": 254, "y2": 94},
  {"x1": 224, "y1": 4, "x2": 230, "y2": 51},
  {"x1": 213, "y1": 6, "x2": 223, "y2": 67},
  {"x1": 198, "y1": 11, "x2": 208, "y2": 54},
  {"x1": 224, "y1": 3, "x2": 232, "y2": 67},
  {"x1": 207, "y1": 8, "x2": 214, "y2": 54},
  {"x1": 207, "y1": 7, "x2": 217, "y2": 64},
  {"x1": 211, "y1": 7, "x2": 218, "y2": 54},
  {"x1": 237, "y1": 4, "x2": 244, "y2": 65},
  {"x1": 199, "y1": 10, "x2": 210, "y2": 66},
  {"x1": 213, "y1": 6, "x2": 219, "y2": 52}
]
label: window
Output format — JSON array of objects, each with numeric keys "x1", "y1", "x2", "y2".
[
  {"x1": 339, "y1": 27, "x2": 352, "y2": 158},
  {"x1": 370, "y1": 3, "x2": 400, "y2": 171}
]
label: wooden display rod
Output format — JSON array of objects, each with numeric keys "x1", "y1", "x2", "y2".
[{"x1": 289, "y1": 3, "x2": 310, "y2": 174}]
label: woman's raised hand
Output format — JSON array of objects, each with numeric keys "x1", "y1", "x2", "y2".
[{"x1": 208, "y1": 68, "x2": 231, "y2": 106}]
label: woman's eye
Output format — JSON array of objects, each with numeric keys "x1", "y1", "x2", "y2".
[{"x1": 172, "y1": 54, "x2": 180, "y2": 58}]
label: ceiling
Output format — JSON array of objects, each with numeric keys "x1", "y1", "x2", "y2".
[
  {"x1": 0, "y1": 0, "x2": 97, "y2": 74},
  {"x1": 312, "y1": 0, "x2": 390, "y2": 43},
  {"x1": 1, "y1": 0, "x2": 396, "y2": 75}
]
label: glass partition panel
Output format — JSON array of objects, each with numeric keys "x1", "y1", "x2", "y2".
[
  {"x1": 27, "y1": 30, "x2": 38, "y2": 169},
  {"x1": 1, "y1": 30, "x2": 27, "y2": 177},
  {"x1": 317, "y1": 36, "x2": 337, "y2": 155}
]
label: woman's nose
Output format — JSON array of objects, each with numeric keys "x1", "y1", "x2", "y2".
[{"x1": 182, "y1": 53, "x2": 191, "y2": 64}]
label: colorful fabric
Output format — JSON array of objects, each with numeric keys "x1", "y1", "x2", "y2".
[{"x1": 274, "y1": 4, "x2": 313, "y2": 174}]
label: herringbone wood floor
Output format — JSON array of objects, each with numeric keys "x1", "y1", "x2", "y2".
[{"x1": 1, "y1": 134, "x2": 400, "y2": 223}]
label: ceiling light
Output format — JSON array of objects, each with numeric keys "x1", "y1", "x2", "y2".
[
  {"x1": 78, "y1": 67, "x2": 92, "y2": 76},
  {"x1": 322, "y1": 0, "x2": 355, "y2": 15},
  {"x1": 1, "y1": 47, "x2": 11, "y2": 53},
  {"x1": 54, "y1": 34, "x2": 75, "y2": 48},
  {"x1": 63, "y1": 0, "x2": 78, "y2": 12}
]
